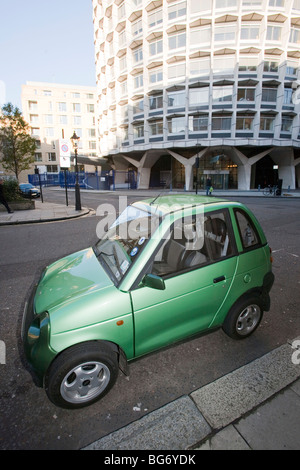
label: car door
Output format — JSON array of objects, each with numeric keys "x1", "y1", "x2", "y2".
[{"x1": 131, "y1": 209, "x2": 238, "y2": 357}]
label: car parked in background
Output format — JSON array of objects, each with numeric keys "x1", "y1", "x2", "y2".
[
  {"x1": 19, "y1": 183, "x2": 40, "y2": 198},
  {"x1": 22, "y1": 195, "x2": 274, "y2": 409}
]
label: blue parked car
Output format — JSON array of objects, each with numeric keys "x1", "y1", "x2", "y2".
[{"x1": 19, "y1": 183, "x2": 40, "y2": 198}]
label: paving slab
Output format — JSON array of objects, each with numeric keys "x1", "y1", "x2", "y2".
[
  {"x1": 191, "y1": 344, "x2": 300, "y2": 430},
  {"x1": 83, "y1": 396, "x2": 211, "y2": 451},
  {"x1": 195, "y1": 425, "x2": 251, "y2": 450},
  {"x1": 235, "y1": 385, "x2": 300, "y2": 450}
]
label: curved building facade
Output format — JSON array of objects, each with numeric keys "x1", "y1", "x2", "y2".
[{"x1": 93, "y1": 0, "x2": 300, "y2": 190}]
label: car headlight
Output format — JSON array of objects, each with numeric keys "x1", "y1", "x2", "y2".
[{"x1": 27, "y1": 311, "x2": 49, "y2": 344}]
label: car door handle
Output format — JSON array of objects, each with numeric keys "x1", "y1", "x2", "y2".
[{"x1": 213, "y1": 275, "x2": 225, "y2": 284}]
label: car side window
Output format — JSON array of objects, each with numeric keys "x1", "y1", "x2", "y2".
[
  {"x1": 151, "y1": 210, "x2": 234, "y2": 279},
  {"x1": 235, "y1": 209, "x2": 260, "y2": 250}
]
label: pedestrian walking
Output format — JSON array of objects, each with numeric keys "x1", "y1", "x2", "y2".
[
  {"x1": 206, "y1": 176, "x2": 212, "y2": 196},
  {"x1": 0, "y1": 178, "x2": 13, "y2": 213}
]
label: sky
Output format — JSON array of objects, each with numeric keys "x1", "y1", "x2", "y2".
[{"x1": 0, "y1": 0, "x2": 96, "y2": 110}]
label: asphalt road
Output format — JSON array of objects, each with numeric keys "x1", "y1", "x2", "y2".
[{"x1": 0, "y1": 189, "x2": 299, "y2": 450}]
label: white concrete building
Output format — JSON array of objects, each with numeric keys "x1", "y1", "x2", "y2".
[
  {"x1": 93, "y1": 0, "x2": 300, "y2": 190},
  {"x1": 21, "y1": 81, "x2": 98, "y2": 178}
]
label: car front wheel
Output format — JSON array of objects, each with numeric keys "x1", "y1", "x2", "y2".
[
  {"x1": 222, "y1": 296, "x2": 263, "y2": 340},
  {"x1": 45, "y1": 342, "x2": 119, "y2": 409}
]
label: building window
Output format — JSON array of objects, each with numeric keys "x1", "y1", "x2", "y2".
[
  {"x1": 266, "y1": 25, "x2": 281, "y2": 41},
  {"x1": 28, "y1": 101, "x2": 38, "y2": 111},
  {"x1": 236, "y1": 115, "x2": 254, "y2": 130},
  {"x1": 212, "y1": 86, "x2": 233, "y2": 103},
  {"x1": 149, "y1": 68, "x2": 163, "y2": 84},
  {"x1": 88, "y1": 128, "x2": 96, "y2": 137},
  {"x1": 269, "y1": 0, "x2": 284, "y2": 6},
  {"x1": 44, "y1": 114, "x2": 53, "y2": 124},
  {"x1": 289, "y1": 27, "x2": 300, "y2": 44},
  {"x1": 45, "y1": 128, "x2": 54, "y2": 137},
  {"x1": 261, "y1": 88, "x2": 277, "y2": 102},
  {"x1": 47, "y1": 152, "x2": 56, "y2": 162},
  {"x1": 168, "y1": 91, "x2": 185, "y2": 108},
  {"x1": 73, "y1": 116, "x2": 82, "y2": 125},
  {"x1": 190, "y1": 0, "x2": 212, "y2": 13},
  {"x1": 239, "y1": 58, "x2": 258, "y2": 72},
  {"x1": 242, "y1": 0, "x2": 261, "y2": 6},
  {"x1": 190, "y1": 27, "x2": 211, "y2": 46},
  {"x1": 260, "y1": 115, "x2": 275, "y2": 131},
  {"x1": 43, "y1": 90, "x2": 52, "y2": 96},
  {"x1": 216, "y1": 0, "x2": 237, "y2": 7},
  {"x1": 30, "y1": 114, "x2": 39, "y2": 124},
  {"x1": 59, "y1": 115, "x2": 68, "y2": 125},
  {"x1": 168, "y1": 2, "x2": 186, "y2": 21},
  {"x1": 284, "y1": 88, "x2": 293, "y2": 104},
  {"x1": 168, "y1": 62, "x2": 186, "y2": 80},
  {"x1": 168, "y1": 116, "x2": 185, "y2": 134},
  {"x1": 189, "y1": 87, "x2": 209, "y2": 106},
  {"x1": 31, "y1": 128, "x2": 40, "y2": 136},
  {"x1": 133, "y1": 124, "x2": 144, "y2": 139},
  {"x1": 212, "y1": 116, "x2": 232, "y2": 131},
  {"x1": 237, "y1": 88, "x2": 255, "y2": 101},
  {"x1": 281, "y1": 116, "x2": 293, "y2": 132},
  {"x1": 214, "y1": 25, "x2": 236, "y2": 42},
  {"x1": 189, "y1": 115, "x2": 208, "y2": 132},
  {"x1": 149, "y1": 120, "x2": 163, "y2": 135},
  {"x1": 72, "y1": 103, "x2": 81, "y2": 113},
  {"x1": 34, "y1": 152, "x2": 42, "y2": 162},
  {"x1": 133, "y1": 98, "x2": 144, "y2": 114},
  {"x1": 58, "y1": 102, "x2": 67, "y2": 112},
  {"x1": 132, "y1": 19, "x2": 143, "y2": 37},
  {"x1": 241, "y1": 26, "x2": 260, "y2": 40},
  {"x1": 47, "y1": 165, "x2": 58, "y2": 172},
  {"x1": 133, "y1": 47, "x2": 143, "y2": 63},
  {"x1": 119, "y1": 30, "x2": 127, "y2": 47},
  {"x1": 133, "y1": 73, "x2": 143, "y2": 89},
  {"x1": 168, "y1": 31, "x2": 186, "y2": 50},
  {"x1": 263, "y1": 61, "x2": 278, "y2": 72},
  {"x1": 190, "y1": 58, "x2": 210, "y2": 77},
  {"x1": 149, "y1": 38, "x2": 163, "y2": 56},
  {"x1": 87, "y1": 104, "x2": 95, "y2": 113},
  {"x1": 89, "y1": 141, "x2": 97, "y2": 149},
  {"x1": 148, "y1": 9, "x2": 163, "y2": 28},
  {"x1": 149, "y1": 94, "x2": 163, "y2": 110}
]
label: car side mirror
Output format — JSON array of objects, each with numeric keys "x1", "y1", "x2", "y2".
[{"x1": 141, "y1": 273, "x2": 165, "y2": 290}]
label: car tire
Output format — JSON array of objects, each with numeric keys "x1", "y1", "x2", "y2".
[
  {"x1": 45, "y1": 342, "x2": 119, "y2": 409},
  {"x1": 222, "y1": 295, "x2": 264, "y2": 340}
]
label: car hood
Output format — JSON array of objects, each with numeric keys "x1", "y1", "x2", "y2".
[{"x1": 35, "y1": 248, "x2": 114, "y2": 313}]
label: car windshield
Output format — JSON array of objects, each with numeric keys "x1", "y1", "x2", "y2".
[{"x1": 94, "y1": 205, "x2": 159, "y2": 283}]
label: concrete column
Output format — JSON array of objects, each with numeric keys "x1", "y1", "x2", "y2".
[
  {"x1": 168, "y1": 149, "x2": 208, "y2": 191},
  {"x1": 123, "y1": 151, "x2": 160, "y2": 189},
  {"x1": 271, "y1": 148, "x2": 297, "y2": 189},
  {"x1": 231, "y1": 148, "x2": 273, "y2": 190}
]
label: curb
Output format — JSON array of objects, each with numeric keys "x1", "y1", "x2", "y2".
[
  {"x1": 0, "y1": 207, "x2": 92, "y2": 226},
  {"x1": 82, "y1": 339, "x2": 300, "y2": 451}
]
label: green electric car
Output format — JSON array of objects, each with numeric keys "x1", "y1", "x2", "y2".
[{"x1": 22, "y1": 195, "x2": 274, "y2": 408}]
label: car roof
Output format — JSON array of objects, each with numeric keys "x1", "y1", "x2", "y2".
[{"x1": 132, "y1": 194, "x2": 232, "y2": 216}]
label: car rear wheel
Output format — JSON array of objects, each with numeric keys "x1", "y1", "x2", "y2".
[
  {"x1": 222, "y1": 296, "x2": 263, "y2": 340},
  {"x1": 45, "y1": 342, "x2": 119, "y2": 409}
]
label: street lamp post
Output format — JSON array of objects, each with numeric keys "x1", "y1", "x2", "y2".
[{"x1": 70, "y1": 131, "x2": 82, "y2": 211}]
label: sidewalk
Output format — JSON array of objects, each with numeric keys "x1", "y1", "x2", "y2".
[
  {"x1": 83, "y1": 338, "x2": 300, "y2": 451},
  {"x1": 0, "y1": 200, "x2": 91, "y2": 226},
  {"x1": 0, "y1": 188, "x2": 299, "y2": 227}
]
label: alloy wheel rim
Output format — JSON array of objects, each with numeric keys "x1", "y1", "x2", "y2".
[
  {"x1": 60, "y1": 361, "x2": 110, "y2": 404},
  {"x1": 236, "y1": 304, "x2": 261, "y2": 336}
]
